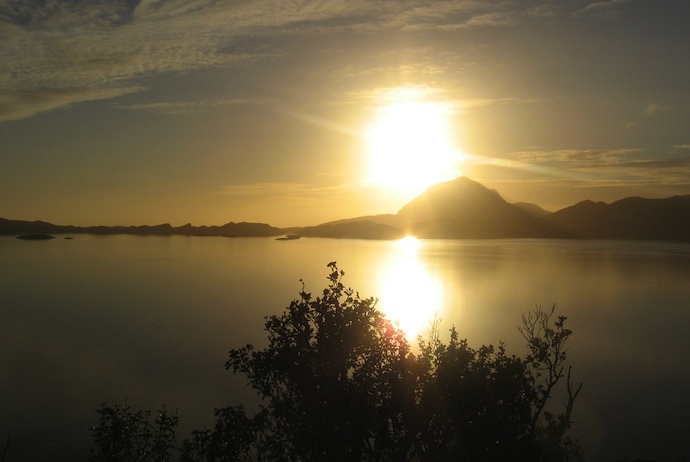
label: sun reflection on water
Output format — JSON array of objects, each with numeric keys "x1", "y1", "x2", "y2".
[{"x1": 376, "y1": 237, "x2": 445, "y2": 339}]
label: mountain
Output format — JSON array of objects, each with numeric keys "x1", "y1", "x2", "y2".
[
  {"x1": 3, "y1": 177, "x2": 690, "y2": 241},
  {"x1": 0, "y1": 218, "x2": 283, "y2": 238},
  {"x1": 0, "y1": 217, "x2": 72, "y2": 236},
  {"x1": 544, "y1": 195, "x2": 690, "y2": 241},
  {"x1": 317, "y1": 213, "x2": 400, "y2": 228},
  {"x1": 394, "y1": 178, "x2": 690, "y2": 241},
  {"x1": 396, "y1": 177, "x2": 561, "y2": 238},
  {"x1": 513, "y1": 202, "x2": 552, "y2": 218},
  {"x1": 299, "y1": 220, "x2": 403, "y2": 240},
  {"x1": 293, "y1": 213, "x2": 402, "y2": 239}
]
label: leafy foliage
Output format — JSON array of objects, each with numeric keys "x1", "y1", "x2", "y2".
[
  {"x1": 187, "y1": 262, "x2": 582, "y2": 462},
  {"x1": 92, "y1": 262, "x2": 583, "y2": 462},
  {"x1": 89, "y1": 400, "x2": 178, "y2": 462}
]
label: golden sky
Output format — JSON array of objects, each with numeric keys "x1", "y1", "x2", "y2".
[{"x1": 1, "y1": 0, "x2": 689, "y2": 227}]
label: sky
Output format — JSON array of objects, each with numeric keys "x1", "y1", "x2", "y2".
[{"x1": 1, "y1": 0, "x2": 689, "y2": 227}]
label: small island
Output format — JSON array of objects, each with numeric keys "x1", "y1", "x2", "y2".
[{"x1": 16, "y1": 234, "x2": 56, "y2": 240}]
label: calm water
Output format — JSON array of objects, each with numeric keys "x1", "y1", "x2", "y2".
[{"x1": 1, "y1": 235, "x2": 689, "y2": 461}]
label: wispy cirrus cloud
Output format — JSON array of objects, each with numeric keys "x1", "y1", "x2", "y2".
[
  {"x1": 510, "y1": 149, "x2": 641, "y2": 166},
  {"x1": 583, "y1": 0, "x2": 635, "y2": 12},
  {"x1": 575, "y1": 0, "x2": 636, "y2": 19},
  {"x1": 645, "y1": 103, "x2": 672, "y2": 115},
  {"x1": 219, "y1": 181, "x2": 363, "y2": 201},
  {"x1": 523, "y1": 4, "x2": 561, "y2": 19},
  {"x1": 113, "y1": 97, "x2": 271, "y2": 114},
  {"x1": 1, "y1": 0, "x2": 555, "y2": 121},
  {"x1": 0, "y1": 0, "x2": 360, "y2": 120},
  {"x1": 0, "y1": 86, "x2": 142, "y2": 121},
  {"x1": 507, "y1": 148, "x2": 690, "y2": 185}
]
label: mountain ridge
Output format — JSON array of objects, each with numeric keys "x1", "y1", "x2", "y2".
[{"x1": 2, "y1": 177, "x2": 689, "y2": 241}]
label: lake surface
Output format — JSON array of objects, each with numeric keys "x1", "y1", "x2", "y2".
[{"x1": 2, "y1": 235, "x2": 689, "y2": 461}]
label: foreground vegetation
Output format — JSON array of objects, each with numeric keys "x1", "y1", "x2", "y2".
[{"x1": 89, "y1": 262, "x2": 583, "y2": 462}]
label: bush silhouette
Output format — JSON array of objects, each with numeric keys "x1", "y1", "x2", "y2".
[
  {"x1": 182, "y1": 262, "x2": 582, "y2": 461},
  {"x1": 89, "y1": 400, "x2": 178, "y2": 462},
  {"x1": 92, "y1": 262, "x2": 583, "y2": 461}
]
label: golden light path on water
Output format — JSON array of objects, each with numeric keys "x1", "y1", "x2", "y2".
[{"x1": 375, "y1": 237, "x2": 446, "y2": 339}]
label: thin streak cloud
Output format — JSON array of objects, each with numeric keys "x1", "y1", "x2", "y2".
[
  {"x1": 115, "y1": 97, "x2": 270, "y2": 114},
  {"x1": 1, "y1": 0, "x2": 576, "y2": 120},
  {"x1": 507, "y1": 149, "x2": 690, "y2": 185},
  {"x1": 0, "y1": 86, "x2": 142, "y2": 121}
]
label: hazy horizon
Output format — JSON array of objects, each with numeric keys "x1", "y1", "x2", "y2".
[
  {"x1": 4, "y1": 174, "x2": 690, "y2": 230},
  {"x1": 2, "y1": 1, "x2": 690, "y2": 228}
]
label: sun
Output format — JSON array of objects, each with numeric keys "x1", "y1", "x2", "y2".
[{"x1": 364, "y1": 92, "x2": 463, "y2": 198}]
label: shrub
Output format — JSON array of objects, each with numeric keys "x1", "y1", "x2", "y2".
[
  {"x1": 186, "y1": 262, "x2": 582, "y2": 461},
  {"x1": 93, "y1": 263, "x2": 583, "y2": 461},
  {"x1": 89, "y1": 400, "x2": 178, "y2": 462}
]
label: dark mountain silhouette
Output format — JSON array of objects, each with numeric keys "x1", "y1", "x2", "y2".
[
  {"x1": 2, "y1": 177, "x2": 689, "y2": 241},
  {"x1": 396, "y1": 177, "x2": 561, "y2": 238},
  {"x1": 318, "y1": 214, "x2": 401, "y2": 228},
  {"x1": 544, "y1": 195, "x2": 690, "y2": 241},
  {"x1": 0, "y1": 217, "x2": 283, "y2": 238},
  {"x1": 188, "y1": 222, "x2": 281, "y2": 237},
  {"x1": 296, "y1": 213, "x2": 403, "y2": 239},
  {"x1": 299, "y1": 221, "x2": 403, "y2": 240},
  {"x1": 0, "y1": 218, "x2": 63, "y2": 236},
  {"x1": 513, "y1": 202, "x2": 552, "y2": 218}
]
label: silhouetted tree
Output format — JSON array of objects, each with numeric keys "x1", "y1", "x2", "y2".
[
  {"x1": 93, "y1": 262, "x2": 582, "y2": 462},
  {"x1": 183, "y1": 262, "x2": 582, "y2": 462},
  {"x1": 89, "y1": 400, "x2": 178, "y2": 462},
  {"x1": 194, "y1": 262, "x2": 414, "y2": 461},
  {"x1": 181, "y1": 405, "x2": 268, "y2": 462}
]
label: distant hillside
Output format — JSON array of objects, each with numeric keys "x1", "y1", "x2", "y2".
[
  {"x1": 299, "y1": 221, "x2": 403, "y2": 240},
  {"x1": 544, "y1": 195, "x2": 690, "y2": 241},
  {"x1": 0, "y1": 218, "x2": 283, "y2": 237},
  {"x1": 513, "y1": 202, "x2": 552, "y2": 218},
  {"x1": 318, "y1": 214, "x2": 400, "y2": 228},
  {"x1": 3, "y1": 177, "x2": 690, "y2": 241},
  {"x1": 393, "y1": 178, "x2": 690, "y2": 241},
  {"x1": 396, "y1": 177, "x2": 561, "y2": 238}
]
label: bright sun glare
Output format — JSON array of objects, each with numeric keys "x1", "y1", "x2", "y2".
[
  {"x1": 377, "y1": 237, "x2": 444, "y2": 338},
  {"x1": 365, "y1": 90, "x2": 463, "y2": 198}
]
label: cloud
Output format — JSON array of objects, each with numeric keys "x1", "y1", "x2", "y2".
[
  {"x1": 462, "y1": 11, "x2": 519, "y2": 28},
  {"x1": 584, "y1": 0, "x2": 635, "y2": 12},
  {"x1": 0, "y1": 0, "x2": 139, "y2": 27},
  {"x1": 645, "y1": 103, "x2": 672, "y2": 115},
  {"x1": 1, "y1": 0, "x2": 368, "y2": 120},
  {"x1": 0, "y1": 86, "x2": 142, "y2": 121},
  {"x1": 396, "y1": 9, "x2": 522, "y2": 32},
  {"x1": 574, "y1": 0, "x2": 636, "y2": 19},
  {"x1": 507, "y1": 149, "x2": 690, "y2": 185},
  {"x1": 114, "y1": 97, "x2": 269, "y2": 115},
  {"x1": 458, "y1": 97, "x2": 546, "y2": 109},
  {"x1": 523, "y1": 5, "x2": 561, "y2": 19},
  {"x1": 627, "y1": 156, "x2": 690, "y2": 170},
  {"x1": 510, "y1": 149, "x2": 640, "y2": 166},
  {"x1": 0, "y1": 0, "x2": 620, "y2": 122},
  {"x1": 219, "y1": 181, "x2": 359, "y2": 202}
]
